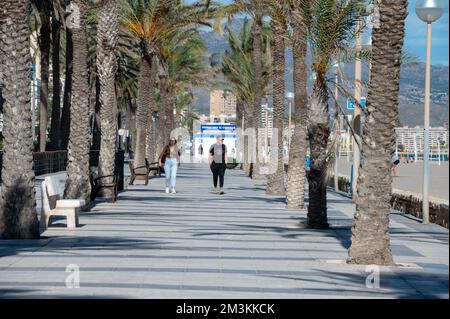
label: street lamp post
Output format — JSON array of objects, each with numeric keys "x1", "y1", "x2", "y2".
[
  {"x1": 286, "y1": 92, "x2": 295, "y2": 152},
  {"x1": 415, "y1": 0, "x2": 445, "y2": 224},
  {"x1": 352, "y1": 19, "x2": 363, "y2": 200},
  {"x1": 333, "y1": 63, "x2": 340, "y2": 192},
  {"x1": 264, "y1": 104, "x2": 269, "y2": 163}
]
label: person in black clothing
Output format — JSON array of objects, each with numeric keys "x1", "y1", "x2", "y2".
[{"x1": 209, "y1": 136, "x2": 228, "y2": 195}]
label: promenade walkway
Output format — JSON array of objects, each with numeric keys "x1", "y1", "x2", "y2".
[{"x1": 0, "y1": 164, "x2": 448, "y2": 298}]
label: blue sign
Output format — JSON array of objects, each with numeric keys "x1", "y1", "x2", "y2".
[
  {"x1": 201, "y1": 124, "x2": 237, "y2": 131},
  {"x1": 347, "y1": 98, "x2": 366, "y2": 110},
  {"x1": 360, "y1": 97, "x2": 366, "y2": 109},
  {"x1": 347, "y1": 99, "x2": 355, "y2": 110}
]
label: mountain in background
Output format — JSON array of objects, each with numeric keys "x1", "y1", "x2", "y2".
[{"x1": 193, "y1": 20, "x2": 449, "y2": 128}]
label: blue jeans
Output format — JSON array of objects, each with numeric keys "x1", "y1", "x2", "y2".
[{"x1": 164, "y1": 158, "x2": 178, "y2": 189}]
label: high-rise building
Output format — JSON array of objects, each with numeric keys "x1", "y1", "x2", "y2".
[
  {"x1": 260, "y1": 104, "x2": 273, "y2": 139},
  {"x1": 210, "y1": 90, "x2": 236, "y2": 123}
]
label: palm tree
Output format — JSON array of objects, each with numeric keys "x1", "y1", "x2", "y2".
[
  {"x1": 97, "y1": 0, "x2": 119, "y2": 182},
  {"x1": 302, "y1": 0, "x2": 364, "y2": 229},
  {"x1": 347, "y1": 0, "x2": 408, "y2": 266},
  {"x1": 250, "y1": 6, "x2": 264, "y2": 180},
  {"x1": 63, "y1": 0, "x2": 92, "y2": 209},
  {"x1": 158, "y1": 63, "x2": 170, "y2": 150},
  {"x1": 165, "y1": 30, "x2": 209, "y2": 133},
  {"x1": 265, "y1": 4, "x2": 287, "y2": 196},
  {"x1": 285, "y1": 0, "x2": 309, "y2": 209},
  {"x1": 223, "y1": 0, "x2": 268, "y2": 180},
  {"x1": 0, "y1": 0, "x2": 40, "y2": 239},
  {"x1": 61, "y1": 27, "x2": 73, "y2": 151},
  {"x1": 48, "y1": 6, "x2": 63, "y2": 151},
  {"x1": 221, "y1": 20, "x2": 254, "y2": 171},
  {"x1": 221, "y1": 18, "x2": 270, "y2": 176},
  {"x1": 121, "y1": 0, "x2": 214, "y2": 167},
  {"x1": 145, "y1": 55, "x2": 158, "y2": 162},
  {"x1": 34, "y1": 0, "x2": 52, "y2": 152},
  {"x1": 119, "y1": 0, "x2": 157, "y2": 167}
]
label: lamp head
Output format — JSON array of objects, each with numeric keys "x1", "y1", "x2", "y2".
[
  {"x1": 286, "y1": 92, "x2": 295, "y2": 100},
  {"x1": 415, "y1": 0, "x2": 445, "y2": 23}
]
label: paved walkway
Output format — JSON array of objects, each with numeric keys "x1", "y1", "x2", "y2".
[{"x1": 0, "y1": 164, "x2": 448, "y2": 298}]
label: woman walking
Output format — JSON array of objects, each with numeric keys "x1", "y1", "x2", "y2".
[
  {"x1": 158, "y1": 137, "x2": 181, "y2": 194},
  {"x1": 209, "y1": 136, "x2": 228, "y2": 195}
]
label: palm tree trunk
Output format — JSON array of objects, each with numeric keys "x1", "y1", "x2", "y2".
[
  {"x1": 145, "y1": 108, "x2": 155, "y2": 162},
  {"x1": 92, "y1": 76, "x2": 102, "y2": 151},
  {"x1": 134, "y1": 56, "x2": 152, "y2": 167},
  {"x1": 97, "y1": 0, "x2": 119, "y2": 180},
  {"x1": 175, "y1": 109, "x2": 181, "y2": 129},
  {"x1": 64, "y1": 0, "x2": 91, "y2": 209},
  {"x1": 251, "y1": 13, "x2": 263, "y2": 180},
  {"x1": 348, "y1": 1, "x2": 407, "y2": 266},
  {"x1": 159, "y1": 72, "x2": 170, "y2": 143},
  {"x1": 158, "y1": 73, "x2": 170, "y2": 152},
  {"x1": 48, "y1": 13, "x2": 61, "y2": 151},
  {"x1": 38, "y1": 1, "x2": 51, "y2": 152},
  {"x1": 266, "y1": 22, "x2": 285, "y2": 196},
  {"x1": 286, "y1": 18, "x2": 308, "y2": 209},
  {"x1": 165, "y1": 94, "x2": 174, "y2": 140},
  {"x1": 145, "y1": 56, "x2": 157, "y2": 162},
  {"x1": 236, "y1": 97, "x2": 244, "y2": 169},
  {"x1": 0, "y1": 0, "x2": 40, "y2": 239},
  {"x1": 306, "y1": 77, "x2": 330, "y2": 229},
  {"x1": 242, "y1": 102, "x2": 251, "y2": 175},
  {"x1": 60, "y1": 29, "x2": 73, "y2": 151}
]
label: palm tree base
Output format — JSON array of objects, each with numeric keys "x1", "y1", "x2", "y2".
[
  {"x1": 306, "y1": 222, "x2": 330, "y2": 230},
  {"x1": 286, "y1": 204, "x2": 306, "y2": 210},
  {"x1": 266, "y1": 189, "x2": 286, "y2": 196},
  {"x1": 347, "y1": 253, "x2": 395, "y2": 266}
]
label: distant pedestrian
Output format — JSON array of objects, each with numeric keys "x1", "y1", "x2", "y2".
[
  {"x1": 392, "y1": 153, "x2": 400, "y2": 177},
  {"x1": 158, "y1": 137, "x2": 181, "y2": 194},
  {"x1": 209, "y1": 136, "x2": 228, "y2": 195},
  {"x1": 306, "y1": 149, "x2": 311, "y2": 172}
]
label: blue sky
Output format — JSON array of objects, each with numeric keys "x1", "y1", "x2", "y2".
[{"x1": 186, "y1": 0, "x2": 449, "y2": 65}]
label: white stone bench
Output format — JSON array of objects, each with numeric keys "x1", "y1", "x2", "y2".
[{"x1": 40, "y1": 174, "x2": 85, "y2": 230}]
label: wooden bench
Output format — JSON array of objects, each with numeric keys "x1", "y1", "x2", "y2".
[
  {"x1": 89, "y1": 172, "x2": 118, "y2": 203},
  {"x1": 146, "y1": 159, "x2": 162, "y2": 177},
  {"x1": 40, "y1": 174, "x2": 85, "y2": 230},
  {"x1": 129, "y1": 160, "x2": 161, "y2": 186}
]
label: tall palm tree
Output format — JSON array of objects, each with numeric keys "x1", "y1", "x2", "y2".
[
  {"x1": 285, "y1": 0, "x2": 309, "y2": 209},
  {"x1": 221, "y1": 18, "x2": 270, "y2": 176},
  {"x1": 120, "y1": 0, "x2": 214, "y2": 167},
  {"x1": 347, "y1": 0, "x2": 408, "y2": 266},
  {"x1": 265, "y1": 4, "x2": 287, "y2": 196},
  {"x1": 119, "y1": 0, "x2": 157, "y2": 167},
  {"x1": 165, "y1": 30, "x2": 209, "y2": 134},
  {"x1": 34, "y1": 0, "x2": 52, "y2": 152},
  {"x1": 222, "y1": 0, "x2": 268, "y2": 179},
  {"x1": 145, "y1": 55, "x2": 158, "y2": 162},
  {"x1": 61, "y1": 28, "x2": 73, "y2": 151},
  {"x1": 250, "y1": 6, "x2": 264, "y2": 180},
  {"x1": 97, "y1": 0, "x2": 119, "y2": 182},
  {"x1": 302, "y1": 0, "x2": 364, "y2": 229},
  {"x1": 158, "y1": 62, "x2": 170, "y2": 147},
  {"x1": 222, "y1": 21, "x2": 254, "y2": 175},
  {"x1": 48, "y1": 7, "x2": 62, "y2": 151},
  {"x1": 0, "y1": 0, "x2": 40, "y2": 239},
  {"x1": 64, "y1": 0, "x2": 92, "y2": 209}
]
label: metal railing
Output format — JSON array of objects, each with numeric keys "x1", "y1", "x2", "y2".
[{"x1": 1, "y1": 150, "x2": 125, "y2": 191}]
